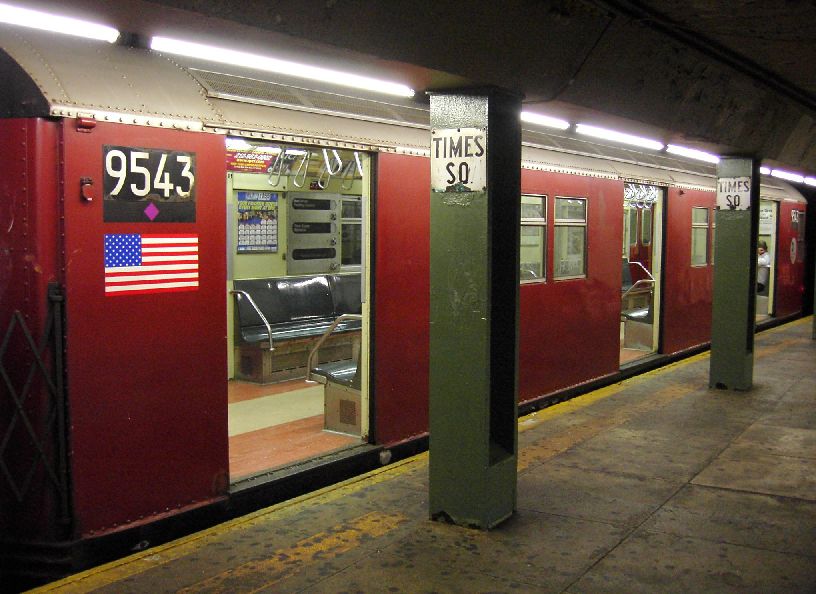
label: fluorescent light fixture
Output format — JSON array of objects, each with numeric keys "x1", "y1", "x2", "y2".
[
  {"x1": 666, "y1": 144, "x2": 719, "y2": 164},
  {"x1": 225, "y1": 138, "x2": 253, "y2": 150},
  {"x1": 225, "y1": 138, "x2": 282, "y2": 153},
  {"x1": 760, "y1": 166, "x2": 771, "y2": 175},
  {"x1": 575, "y1": 124, "x2": 664, "y2": 151},
  {"x1": 805, "y1": 177, "x2": 816, "y2": 187},
  {"x1": 771, "y1": 169, "x2": 805, "y2": 183},
  {"x1": 151, "y1": 36, "x2": 415, "y2": 98},
  {"x1": 520, "y1": 111, "x2": 570, "y2": 130},
  {"x1": 0, "y1": 2, "x2": 119, "y2": 42}
]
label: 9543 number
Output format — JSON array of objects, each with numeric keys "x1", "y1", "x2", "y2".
[{"x1": 103, "y1": 145, "x2": 196, "y2": 201}]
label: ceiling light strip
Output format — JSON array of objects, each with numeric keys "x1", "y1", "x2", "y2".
[
  {"x1": 151, "y1": 36, "x2": 414, "y2": 98},
  {"x1": 575, "y1": 123, "x2": 664, "y2": 151},
  {"x1": 770, "y1": 169, "x2": 805, "y2": 183},
  {"x1": 666, "y1": 144, "x2": 720, "y2": 164},
  {"x1": 0, "y1": 2, "x2": 119, "y2": 42},
  {"x1": 520, "y1": 111, "x2": 570, "y2": 130}
]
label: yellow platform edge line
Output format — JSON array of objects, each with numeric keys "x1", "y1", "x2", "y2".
[
  {"x1": 32, "y1": 456, "x2": 423, "y2": 592},
  {"x1": 32, "y1": 315, "x2": 812, "y2": 592}
]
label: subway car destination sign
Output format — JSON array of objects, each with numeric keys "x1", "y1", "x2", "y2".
[{"x1": 431, "y1": 127, "x2": 486, "y2": 193}]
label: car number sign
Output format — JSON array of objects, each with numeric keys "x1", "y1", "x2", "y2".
[{"x1": 103, "y1": 145, "x2": 196, "y2": 222}]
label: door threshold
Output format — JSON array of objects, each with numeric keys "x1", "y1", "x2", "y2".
[{"x1": 620, "y1": 352, "x2": 662, "y2": 371}]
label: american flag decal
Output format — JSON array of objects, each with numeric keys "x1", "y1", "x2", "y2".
[{"x1": 104, "y1": 234, "x2": 199, "y2": 296}]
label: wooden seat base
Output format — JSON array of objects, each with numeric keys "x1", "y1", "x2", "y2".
[{"x1": 235, "y1": 331, "x2": 359, "y2": 384}]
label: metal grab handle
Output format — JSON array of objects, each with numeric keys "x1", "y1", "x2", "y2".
[
  {"x1": 230, "y1": 290, "x2": 275, "y2": 352},
  {"x1": 305, "y1": 313, "x2": 363, "y2": 383},
  {"x1": 317, "y1": 149, "x2": 343, "y2": 189},
  {"x1": 316, "y1": 162, "x2": 331, "y2": 189},
  {"x1": 267, "y1": 151, "x2": 285, "y2": 187},
  {"x1": 324, "y1": 148, "x2": 343, "y2": 175},
  {"x1": 340, "y1": 159, "x2": 357, "y2": 191},
  {"x1": 621, "y1": 278, "x2": 654, "y2": 300},
  {"x1": 354, "y1": 151, "x2": 363, "y2": 176},
  {"x1": 340, "y1": 151, "x2": 363, "y2": 191},
  {"x1": 292, "y1": 150, "x2": 311, "y2": 188}
]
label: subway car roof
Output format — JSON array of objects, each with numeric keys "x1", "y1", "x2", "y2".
[{"x1": 0, "y1": 25, "x2": 806, "y2": 204}]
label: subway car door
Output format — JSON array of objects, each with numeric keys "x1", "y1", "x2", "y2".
[
  {"x1": 61, "y1": 119, "x2": 228, "y2": 535},
  {"x1": 225, "y1": 143, "x2": 371, "y2": 482},
  {"x1": 757, "y1": 198, "x2": 778, "y2": 318},
  {"x1": 620, "y1": 183, "x2": 663, "y2": 364}
]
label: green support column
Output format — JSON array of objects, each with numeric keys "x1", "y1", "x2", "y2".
[
  {"x1": 710, "y1": 157, "x2": 760, "y2": 390},
  {"x1": 428, "y1": 89, "x2": 520, "y2": 529}
]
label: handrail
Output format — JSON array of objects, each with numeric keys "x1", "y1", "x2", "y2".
[
  {"x1": 305, "y1": 313, "x2": 363, "y2": 383},
  {"x1": 230, "y1": 290, "x2": 275, "y2": 352},
  {"x1": 292, "y1": 150, "x2": 311, "y2": 188},
  {"x1": 621, "y1": 278, "x2": 654, "y2": 301},
  {"x1": 316, "y1": 162, "x2": 331, "y2": 189},
  {"x1": 340, "y1": 159, "x2": 357, "y2": 191},
  {"x1": 267, "y1": 151, "x2": 285, "y2": 187},
  {"x1": 324, "y1": 148, "x2": 343, "y2": 175},
  {"x1": 628, "y1": 260, "x2": 654, "y2": 281},
  {"x1": 317, "y1": 149, "x2": 343, "y2": 189},
  {"x1": 354, "y1": 151, "x2": 363, "y2": 176}
]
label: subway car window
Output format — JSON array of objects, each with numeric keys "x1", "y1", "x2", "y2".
[
  {"x1": 628, "y1": 209, "x2": 638, "y2": 247},
  {"x1": 691, "y1": 207, "x2": 709, "y2": 266},
  {"x1": 341, "y1": 197, "x2": 362, "y2": 267},
  {"x1": 641, "y1": 208, "x2": 652, "y2": 245},
  {"x1": 520, "y1": 194, "x2": 547, "y2": 282},
  {"x1": 554, "y1": 196, "x2": 587, "y2": 279}
]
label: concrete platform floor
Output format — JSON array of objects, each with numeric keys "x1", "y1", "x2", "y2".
[{"x1": 36, "y1": 318, "x2": 816, "y2": 593}]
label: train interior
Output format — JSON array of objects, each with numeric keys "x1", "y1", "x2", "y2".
[
  {"x1": 620, "y1": 183, "x2": 663, "y2": 366},
  {"x1": 226, "y1": 139, "x2": 371, "y2": 483},
  {"x1": 757, "y1": 199, "x2": 777, "y2": 320}
]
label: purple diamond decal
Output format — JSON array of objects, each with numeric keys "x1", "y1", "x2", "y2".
[{"x1": 144, "y1": 202, "x2": 160, "y2": 221}]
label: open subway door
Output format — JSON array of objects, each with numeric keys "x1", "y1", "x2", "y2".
[
  {"x1": 620, "y1": 182, "x2": 664, "y2": 365},
  {"x1": 61, "y1": 120, "x2": 228, "y2": 536}
]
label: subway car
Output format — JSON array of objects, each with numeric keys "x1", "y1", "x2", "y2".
[{"x1": 0, "y1": 21, "x2": 809, "y2": 587}]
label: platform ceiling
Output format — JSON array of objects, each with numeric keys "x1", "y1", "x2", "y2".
[{"x1": 18, "y1": 0, "x2": 816, "y2": 174}]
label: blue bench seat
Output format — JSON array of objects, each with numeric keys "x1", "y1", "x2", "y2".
[{"x1": 310, "y1": 359, "x2": 359, "y2": 388}]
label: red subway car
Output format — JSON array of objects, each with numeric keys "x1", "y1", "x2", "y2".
[{"x1": 0, "y1": 27, "x2": 809, "y2": 587}]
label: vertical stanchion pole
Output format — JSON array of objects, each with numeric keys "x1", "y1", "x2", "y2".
[
  {"x1": 710, "y1": 157, "x2": 759, "y2": 390},
  {"x1": 428, "y1": 89, "x2": 520, "y2": 528}
]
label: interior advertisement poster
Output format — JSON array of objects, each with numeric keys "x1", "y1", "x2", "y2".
[
  {"x1": 226, "y1": 145, "x2": 279, "y2": 173},
  {"x1": 237, "y1": 191, "x2": 278, "y2": 253}
]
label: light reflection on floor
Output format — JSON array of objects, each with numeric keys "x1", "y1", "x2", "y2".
[{"x1": 228, "y1": 379, "x2": 359, "y2": 481}]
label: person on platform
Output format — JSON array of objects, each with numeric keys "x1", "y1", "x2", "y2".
[{"x1": 757, "y1": 240, "x2": 771, "y2": 294}]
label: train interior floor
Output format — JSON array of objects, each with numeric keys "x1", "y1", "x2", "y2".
[
  {"x1": 619, "y1": 346, "x2": 651, "y2": 365},
  {"x1": 618, "y1": 321, "x2": 653, "y2": 366},
  {"x1": 42, "y1": 318, "x2": 815, "y2": 593},
  {"x1": 228, "y1": 379, "x2": 359, "y2": 481}
]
